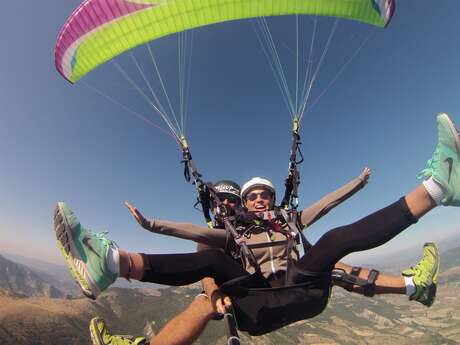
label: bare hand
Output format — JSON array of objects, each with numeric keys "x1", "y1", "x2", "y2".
[
  {"x1": 359, "y1": 167, "x2": 371, "y2": 185},
  {"x1": 124, "y1": 201, "x2": 149, "y2": 229}
]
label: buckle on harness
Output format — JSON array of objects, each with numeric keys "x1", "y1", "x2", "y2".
[{"x1": 332, "y1": 267, "x2": 380, "y2": 297}]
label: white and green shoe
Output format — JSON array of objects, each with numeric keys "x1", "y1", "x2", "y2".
[
  {"x1": 54, "y1": 202, "x2": 117, "y2": 299},
  {"x1": 418, "y1": 113, "x2": 460, "y2": 206},
  {"x1": 90, "y1": 317, "x2": 147, "y2": 345},
  {"x1": 402, "y1": 242, "x2": 440, "y2": 307}
]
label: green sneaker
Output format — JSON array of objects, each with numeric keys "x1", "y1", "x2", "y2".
[
  {"x1": 402, "y1": 242, "x2": 440, "y2": 307},
  {"x1": 89, "y1": 317, "x2": 147, "y2": 345},
  {"x1": 418, "y1": 113, "x2": 460, "y2": 206},
  {"x1": 54, "y1": 202, "x2": 117, "y2": 299}
]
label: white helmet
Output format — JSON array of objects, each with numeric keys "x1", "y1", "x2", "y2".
[{"x1": 241, "y1": 177, "x2": 276, "y2": 201}]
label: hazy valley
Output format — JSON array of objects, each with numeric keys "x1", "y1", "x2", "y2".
[{"x1": 1, "y1": 244, "x2": 460, "y2": 345}]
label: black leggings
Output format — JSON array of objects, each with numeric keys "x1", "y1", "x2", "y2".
[{"x1": 141, "y1": 198, "x2": 417, "y2": 286}]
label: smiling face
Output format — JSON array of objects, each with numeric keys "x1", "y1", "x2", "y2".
[{"x1": 244, "y1": 188, "x2": 274, "y2": 212}]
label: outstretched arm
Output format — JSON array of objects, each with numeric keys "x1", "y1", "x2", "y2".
[
  {"x1": 300, "y1": 167, "x2": 371, "y2": 228},
  {"x1": 125, "y1": 202, "x2": 227, "y2": 248}
]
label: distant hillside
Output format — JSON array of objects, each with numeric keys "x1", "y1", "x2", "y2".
[
  {"x1": 0, "y1": 251, "x2": 80, "y2": 295},
  {"x1": 441, "y1": 246, "x2": 460, "y2": 271},
  {"x1": 440, "y1": 266, "x2": 460, "y2": 284},
  {"x1": 0, "y1": 286, "x2": 225, "y2": 345},
  {"x1": 2, "y1": 245, "x2": 460, "y2": 344},
  {"x1": 1, "y1": 282, "x2": 460, "y2": 345},
  {"x1": 0, "y1": 251, "x2": 164, "y2": 297},
  {"x1": 0, "y1": 254, "x2": 66, "y2": 298},
  {"x1": 354, "y1": 242, "x2": 460, "y2": 276}
]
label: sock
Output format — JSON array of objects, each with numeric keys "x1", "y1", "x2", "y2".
[
  {"x1": 106, "y1": 246, "x2": 120, "y2": 276},
  {"x1": 422, "y1": 177, "x2": 446, "y2": 205},
  {"x1": 404, "y1": 275, "x2": 416, "y2": 297}
]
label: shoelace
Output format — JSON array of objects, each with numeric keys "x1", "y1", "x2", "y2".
[
  {"x1": 411, "y1": 252, "x2": 435, "y2": 287},
  {"x1": 417, "y1": 146, "x2": 441, "y2": 179},
  {"x1": 93, "y1": 231, "x2": 119, "y2": 249}
]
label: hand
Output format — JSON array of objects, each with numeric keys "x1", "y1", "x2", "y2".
[
  {"x1": 211, "y1": 289, "x2": 232, "y2": 314},
  {"x1": 359, "y1": 167, "x2": 371, "y2": 185},
  {"x1": 125, "y1": 202, "x2": 149, "y2": 229}
]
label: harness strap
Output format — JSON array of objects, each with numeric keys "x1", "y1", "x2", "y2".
[
  {"x1": 247, "y1": 207, "x2": 310, "y2": 274},
  {"x1": 279, "y1": 208, "x2": 312, "y2": 253},
  {"x1": 343, "y1": 266, "x2": 361, "y2": 292},
  {"x1": 363, "y1": 269, "x2": 379, "y2": 297},
  {"x1": 182, "y1": 159, "x2": 191, "y2": 182},
  {"x1": 281, "y1": 118, "x2": 303, "y2": 209},
  {"x1": 180, "y1": 137, "x2": 213, "y2": 226},
  {"x1": 245, "y1": 282, "x2": 325, "y2": 297},
  {"x1": 247, "y1": 240, "x2": 290, "y2": 249},
  {"x1": 331, "y1": 268, "x2": 380, "y2": 297},
  {"x1": 222, "y1": 218, "x2": 259, "y2": 270}
]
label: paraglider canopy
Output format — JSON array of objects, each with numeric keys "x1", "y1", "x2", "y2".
[{"x1": 55, "y1": 0, "x2": 395, "y2": 84}]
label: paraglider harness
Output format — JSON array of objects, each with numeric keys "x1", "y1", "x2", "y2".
[{"x1": 180, "y1": 130, "x2": 380, "y2": 336}]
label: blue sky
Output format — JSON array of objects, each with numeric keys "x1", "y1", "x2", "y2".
[{"x1": 1, "y1": 1, "x2": 460, "y2": 266}]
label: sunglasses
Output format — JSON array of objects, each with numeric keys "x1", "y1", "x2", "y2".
[
  {"x1": 246, "y1": 191, "x2": 272, "y2": 201},
  {"x1": 218, "y1": 194, "x2": 240, "y2": 204}
]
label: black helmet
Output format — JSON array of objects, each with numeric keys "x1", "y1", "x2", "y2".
[
  {"x1": 213, "y1": 180, "x2": 241, "y2": 199},
  {"x1": 212, "y1": 181, "x2": 241, "y2": 222}
]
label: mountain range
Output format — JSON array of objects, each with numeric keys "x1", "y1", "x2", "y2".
[
  {"x1": 1, "y1": 243, "x2": 460, "y2": 345},
  {"x1": 0, "y1": 254, "x2": 67, "y2": 298}
]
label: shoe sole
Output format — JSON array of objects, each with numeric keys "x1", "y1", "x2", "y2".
[
  {"x1": 439, "y1": 112, "x2": 460, "y2": 159},
  {"x1": 54, "y1": 202, "x2": 100, "y2": 300},
  {"x1": 89, "y1": 318, "x2": 104, "y2": 345},
  {"x1": 422, "y1": 242, "x2": 440, "y2": 307}
]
